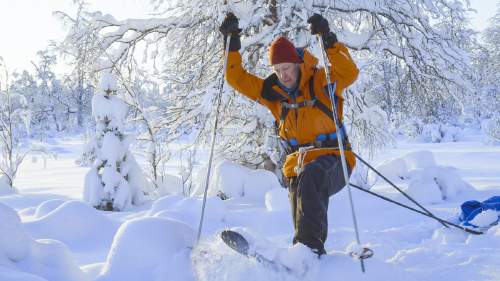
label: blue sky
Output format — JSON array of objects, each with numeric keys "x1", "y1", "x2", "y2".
[{"x1": 0, "y1": 0, "x2": 497, "y2": 72}]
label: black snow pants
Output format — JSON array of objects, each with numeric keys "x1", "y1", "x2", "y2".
[{"x1": 288, "y1": 154, "x2": 350, "y2": 255}]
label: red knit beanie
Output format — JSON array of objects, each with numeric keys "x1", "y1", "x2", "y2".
[{"x1": 268, "y1": 36, "x2": 302, "y2": 65}]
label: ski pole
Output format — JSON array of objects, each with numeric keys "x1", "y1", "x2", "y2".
[
  {"x1": 349, "y1": 183, "x2": 483, "y2": 235},
  {"x1": 316, "y1": 35, "x2": 366, "y2": 273},
  {"x1": 353, "y1": 152, "x2": 449, "y2": 228},
  {"x1": 196, "y1": 34, "x2": 231, "y2": 243}
]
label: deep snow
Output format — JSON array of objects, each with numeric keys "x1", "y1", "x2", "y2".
[{"x1": 1, "y1": 132, "x2": 500, "y2": 281}]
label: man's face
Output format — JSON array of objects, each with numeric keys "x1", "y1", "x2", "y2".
[{"x1": 272, "y1": 62, "x2": 300, "y2": 89}]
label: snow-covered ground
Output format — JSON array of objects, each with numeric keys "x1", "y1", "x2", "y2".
[{"x1": 1, "y1": 132, "x2": 500, "y2": 281}]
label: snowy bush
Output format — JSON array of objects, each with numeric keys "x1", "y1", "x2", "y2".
[
  {"x1": 83, "y1": 72, "x2": 148, "y2": 211},
  {"x1": 420, "y1": 123, "x2": 462, "y2": 143},
  {"x1": 406, "y1": 167, "x2": 473, "y2": 204},
  {"x1": 0, "y1": 59, "x2": 35, "y2": 191},
  {"x1": 482, "y1": 116, "x2": 500, "y2": 143},
  {"x1": 474, "y1": 11, "x2": 500, "y2": 144},
  {"x1": 405, "y1": 175, "x2": 444, "y2": 204}
]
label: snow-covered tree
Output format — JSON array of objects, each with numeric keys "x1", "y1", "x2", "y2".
[
  {"x1": 55, "y1": 0, "x2": 100, "y2": 129},
  {"x1": 127, "y1": 75, "x2": 173, "y2": 189},
  {"x1": 83, "y1": 72, "x2": 149, "y2": 211},
  {"x1": 0, "y1": 58, "x2": 32, "y2": 190},
  {"x1": 29, "y1": 50, "x2": 63, "y2": 136},
  {"x1": 56, "y1": 2, "x2": 177, "y2": 183},
  {"x1": 477, "y1": 2, "x2": 500, "y2": 142},
  {"x1": 67, "y1": 0, "x2": 474, "y2": 168}
]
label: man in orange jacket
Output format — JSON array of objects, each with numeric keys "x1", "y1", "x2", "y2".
[{"x1": 219, "y1": 13, "x2": 359, "y2": 256}]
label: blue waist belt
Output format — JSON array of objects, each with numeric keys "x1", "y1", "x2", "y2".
[{"x1": 284, "y1": 124, "x2": 347, "y2": 148}]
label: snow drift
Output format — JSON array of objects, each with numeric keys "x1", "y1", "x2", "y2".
[
  {"x1": 96, "y1": 217, "x2": 196, "y2": 281},
  {"x1": 24, "y1": 200, "x2": 119, "y2": 250},
  {"x1": 371, "y1": 150, "x2": 474, "y2": 203},
  {"x1": 0, "y1": 202, "x2": 87, "y2": 281}
]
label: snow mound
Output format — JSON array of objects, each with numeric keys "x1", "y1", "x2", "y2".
[
  {"x1": 34, "y1": 199, "x2": 67, "y2": 219},
  {"x1": 265, "y1": 188, "x2": 290, "y2": 211},
  {"x1": 372, "y1": 150, "x2": 435, "y2": 183},
  {"x1": 371, "y1": 158, "x2": 409, "y2": 183},
  {"x1": 192, "y1": 159, "x2": 282, "y2": 203},
  {"x1": 96, "y1": 217, "x2": 196, "y2": 281},
  {"x1": 24, "y1": 201, "x2": 118, "y2": 249},
  {"x1": 405, "y1": 166, "x2": 474, "y2": 203},
  {"x1": 373, "y1": 151, "x2": 473, "y2": 203},
  {"x1": 150, "y1": 195, "x2": 226, "y2": 228},
  {"x1": 405, "y1": 176, "x2": 443, "y2": 204},
  {"x1": 0, "y1": 202, "x2": 31, "y2": 262},
  {"x1": 26, "y1": 239, "x2": 88, "y2": 281},
  {"x1": 0, "y1": 203, "x2": 86, "y2": 281}
]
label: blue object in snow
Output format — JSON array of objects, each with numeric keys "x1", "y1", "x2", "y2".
[{"x1": 459, "y1": 196, "x2": 500, "y2": 228}]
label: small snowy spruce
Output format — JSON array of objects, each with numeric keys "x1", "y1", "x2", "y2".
[{"x1": 83, "y1": 72, "x2": 147, "y2": 211}]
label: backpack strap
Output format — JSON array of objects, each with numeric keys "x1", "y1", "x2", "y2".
[{"x1": 308, "y1": 74, "x2": 339, "y2": 124}]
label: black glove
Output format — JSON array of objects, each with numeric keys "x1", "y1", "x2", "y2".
[
  {"x1": 307, "y1": 13, "x2": 330, "y2": 35},
  {"x1": 219, "y1": 12, "x2": 242, "y2": 51},
  {"x1": 307, "y1": 13, "x2": 338, "y2": 49}
]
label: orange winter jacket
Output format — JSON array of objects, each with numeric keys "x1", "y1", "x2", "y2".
[{"x1": 225, "y1": 42, "x2": 359, "y2": 178}]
